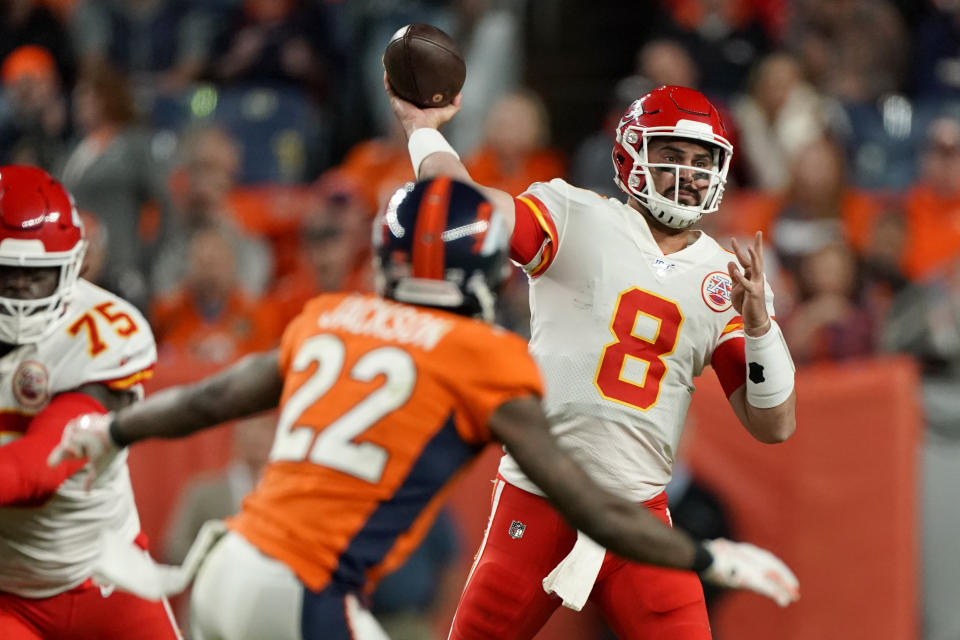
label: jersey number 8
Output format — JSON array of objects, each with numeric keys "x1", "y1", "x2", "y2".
[{"x1": 594, "y1": 288, "x2": 683, "y2": 411}]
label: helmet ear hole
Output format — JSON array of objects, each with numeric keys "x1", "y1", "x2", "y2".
[{"x1": 615, "y1": 153, "x2": 626, "y2": 167}]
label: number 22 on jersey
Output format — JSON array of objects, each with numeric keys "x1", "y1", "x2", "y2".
[
  {"x1": 594, "y1": 288, "x2": 683, "y2": 411},
  {"x1": 269, "y1": 334, "x2": 416, "y2": 483}
]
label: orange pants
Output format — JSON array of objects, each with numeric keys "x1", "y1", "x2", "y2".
[{"x1": 449, "y1": 479, "x2": 710, "y2": 640}]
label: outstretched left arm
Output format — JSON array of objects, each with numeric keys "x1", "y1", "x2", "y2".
[
  {"x1": 727, "y1": 385, "x2": 796, "y2": 444},
  {"x1": 48, "y1": 350, "x2": 284, "y2": 479},
  {"x1": 725, "y1": 232, "x2": 797, "y2": 444}
]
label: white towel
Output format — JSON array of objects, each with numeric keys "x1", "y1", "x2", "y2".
[
  {"x1": 94, "y1": 519, "x2": 227, "y2": 600},
  {"x1": 541, "y1": 530, "x2": 606, "y2": 611}
]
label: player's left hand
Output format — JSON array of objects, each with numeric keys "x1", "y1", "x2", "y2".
[
  {"x1": 727, "y1": 231, "x2": 770, "y2": 337},
  {"x1": 701, "y1": 538, "x2": 800, "y2": 607},
  {"x1": 47, "y1": 413, "x2": 119, "y2": 490}
]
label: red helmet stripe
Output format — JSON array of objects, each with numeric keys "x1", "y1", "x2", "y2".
[{"x1": 412, "y1": 176, "x2": 452, "y2": 279}]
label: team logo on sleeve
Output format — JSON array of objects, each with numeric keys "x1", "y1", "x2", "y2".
[
  {"x1": 12, "y1": 361, "x2": 50, "y2": 409},
  {"x1": 701, "y1": 272, "x2": 733, "y2": 312}
]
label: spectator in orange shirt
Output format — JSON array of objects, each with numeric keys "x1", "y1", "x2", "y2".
[
  {"x1": 460, "y1": 89, "x2": 566, "y2": 335},
  {"x1": 336, "y1": 120, "x2": 415, "y2": 213},
  {"x1": 267, "y1": 175, "x2": 374, "y2": 325},
  {"x1": 901, "y1": 115, "x2": 960, "y2": 280},
  {"x1": 0, "y1": 44, "x2": 70, "y2": 169},
  {"x1": 770, "y1": 137, "x2": 880, "y2": 273},
  {"x1": 151, "y1": 228, "x2": 279, "y2": 365},
  {"x1": 464, "y1": 89, "x2": 566, "y2": 197}
]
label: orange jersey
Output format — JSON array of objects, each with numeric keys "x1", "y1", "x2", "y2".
[{"x1": 229, "y1": 292, "x2": 542, "y2": 592}]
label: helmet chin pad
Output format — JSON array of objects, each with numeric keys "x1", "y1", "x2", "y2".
[{"x1": 0, "y1": 248, "x2": 86, "y2": 344}]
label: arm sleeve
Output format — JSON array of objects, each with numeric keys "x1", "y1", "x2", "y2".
[
  {"x1": 509, "y1": 180, "x2": 572, "y2": 278},
  {"x1": 712, "y1": 326, "x2": 747, "y2": 398},
  {"x1": 510, "y1": 194, "x2": 558, "y2": 277},
  {"x1": 711, "y1": 280, "x2": 778, "y2": 397},
  {"x1": 0, "y1": 392, "x2": 107, "y2": 506}
]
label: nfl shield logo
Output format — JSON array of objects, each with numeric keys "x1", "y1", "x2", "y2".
[{"x1": 508, "y1": 521, "x2": 526, "y2": 540}]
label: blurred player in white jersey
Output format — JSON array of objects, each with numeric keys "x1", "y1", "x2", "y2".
[
  {"x1": 385, "y1": 81, "x2": 798, "y2": 640},
  {"x1": 0, "y1": 166, "x2": 180, "y2": 639}
]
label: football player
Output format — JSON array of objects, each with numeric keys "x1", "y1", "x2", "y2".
[
  {"x1": 0, "y1": 166, "x2": 180, "y2": 639},
  {"x1": 50, "y1": 178, "x2": 797, "y2": 640},
  {"x1": 384, "y1": 81, "x2": 798, "y2": 640}
]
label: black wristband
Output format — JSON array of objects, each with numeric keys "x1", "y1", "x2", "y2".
[
  {"x1": 692, "y1": 543, "x2": 714, "y2": 573},
  {"x1": 107, "y1": 416, "x2": 128, "y2": 449}
]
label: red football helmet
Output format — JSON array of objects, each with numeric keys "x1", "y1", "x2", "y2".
[
  {"x1": 612, "y1": 85, "x2": 733, "y2": 228},
  {"x1": 0, "y1": 165, "x2": 86, "y2": 344}
]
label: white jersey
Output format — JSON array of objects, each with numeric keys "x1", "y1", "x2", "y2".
[
  {"x1": 0, "y1": 280, "x2": 156, "y2": 597},
  {"x1": 498, "y1": 179, "x2": 774, "y2": 501}
]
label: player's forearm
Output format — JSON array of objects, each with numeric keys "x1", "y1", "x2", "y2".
[
  {"x1": 744, "y1": 391, "x2": 796, "y2": 443},
  {"x1": 729, "y1": 386, "x2": 796, "y2": 443},
  {"x1": 410, "y1": 134, "x2": 517, "y2": 233},
  {"x1": 110, "y1": 351, "x2": 283, "y2": 446},
  {"x1": 542, "y1": 456, "x2": 700, "y2": 571},
  {"x1": 493, "y1": 398, "x2": 704, "y2": 570},
  {"x1": 418, "y1": 152, "x2": 472, "y2": 183}
]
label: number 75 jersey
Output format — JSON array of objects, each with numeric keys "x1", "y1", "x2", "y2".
[
  {"x1": 498, "y1": 179, "x2": 776, "y2": 503},
  {"x1": 0, "y1": 279, "x2": 155, "y2": 597},
  {"x1": 0, "y1": 279, "x2": 156, "y2": 427}
]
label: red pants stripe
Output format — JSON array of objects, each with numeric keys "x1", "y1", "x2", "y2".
[{"x1": 449, "y1": 479, "x2": 710, "y2": 640}]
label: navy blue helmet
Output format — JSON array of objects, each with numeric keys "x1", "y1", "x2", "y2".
[{"x1": 374, "y1": 177, "x2": 510, "y2": 321}]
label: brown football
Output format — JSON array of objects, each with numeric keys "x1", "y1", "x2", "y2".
[{"x1": 383, "y1": 23, "x2": 466, "y2": 109}]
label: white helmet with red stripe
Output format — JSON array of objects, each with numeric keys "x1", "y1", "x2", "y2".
[
  {"x1": 612, "y1": 85, "x2": 733, "y2": 228},
  {"x1": 0, "y1": 165, "x2": 86, "y2": 344},
  {"x1": 374, "y1": 178, "x2": 509, "y2": 322}
]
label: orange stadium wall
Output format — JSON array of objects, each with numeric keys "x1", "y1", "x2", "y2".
[
  {"x1": 128, "y1": 356, "x2": 921, "y2": 640},
  {"x1": 686, "y1": 356, "x2": 921, "y2": 640}
]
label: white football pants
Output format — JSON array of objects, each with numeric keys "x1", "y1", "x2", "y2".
[{"x1": 190, "y1": 530, "x2": 390, "y2": 640}]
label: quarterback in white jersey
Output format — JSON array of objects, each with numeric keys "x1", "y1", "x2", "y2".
[
  {"x1": 386, "y1": 81, "x2": 798, "y2": 640},
  {"x1": 0, "y1": 166, "x2": 180, "y2": 639},
  {"x1": 496, "y1": 176, "x2": 777, "y2": 501}
]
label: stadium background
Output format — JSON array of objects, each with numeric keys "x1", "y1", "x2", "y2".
[{"x1": 3, "y1": 0, "x2": 957, "y2": 638}]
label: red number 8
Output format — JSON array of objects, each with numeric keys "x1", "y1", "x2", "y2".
[{"x1": 593, "y1": 288, "x2": 684, "y2": 411}]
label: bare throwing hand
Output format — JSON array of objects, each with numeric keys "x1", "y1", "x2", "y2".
[
  {"x1": 727, "y1": 231, "x2": 770, "y2": 337},
  {"x1": 383, "y1": 71, "x2": 461, "y2": 137}
]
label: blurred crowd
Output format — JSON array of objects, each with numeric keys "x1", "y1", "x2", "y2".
[
  {"x1": 4, "y1": 0, "x2": 960, "y2": 371},
  {"x1": 5, "y1": 0, "x2": 960, "y2": 637}
]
